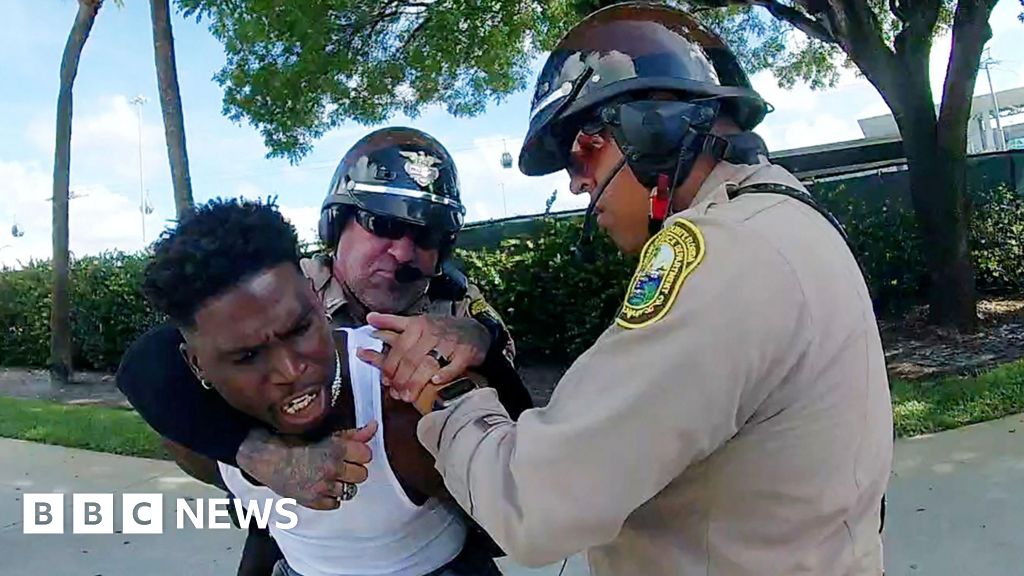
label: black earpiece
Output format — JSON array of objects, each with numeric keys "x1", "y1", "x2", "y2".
[{"x1": 607, "y1": 100, "x2": 720, "y2": 190}]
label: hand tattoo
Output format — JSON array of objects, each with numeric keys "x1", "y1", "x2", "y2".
[{"x1": 236, "y1": 429, "x2": 342, "y2": 509}]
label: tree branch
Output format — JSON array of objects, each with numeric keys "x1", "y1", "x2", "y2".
[
  {"x1": 749, "y1": 0, "x2": 837, "y2": 43},
  {"x1": 887, "y1": 0, "x2": 905, "y2": 22},
  {"x1": 892, "y1": 0, "x2": 940, "y2": 63},
  {"x1": 400, "y1": 12, "x2": 432, "y2": 55},
  {"x1": 819, "y1": 0, "x2": 901, "y2": 104},
  {"x1": 937, "y1": 0, "x2": 997, "y2": 142}
]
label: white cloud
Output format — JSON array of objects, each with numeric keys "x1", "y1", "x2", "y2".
[
  {"x1": 27, "y1": 94, "x2": 171, "y2": 196},
  {"x1": 0, "y1": 159, "x2": 171, "y2": 269},
  {"x1": 279, "y1": 205, "x2": 321, "y2": 245},
  {"x1": 0, "y1": 165, "x2": 326, "y2": 269},
  {"x1": 781, "y1": 115, "x2": 865, "y2": 150},
  {"x1": 233, "y1": 181, "x2": 321, "y2": 245},
  {"x1": 235, "y1": 181, "x2": 265, "y2": 198}
]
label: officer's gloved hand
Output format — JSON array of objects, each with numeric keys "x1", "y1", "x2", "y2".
[{"x1": 356, "y1": 312, "x2": 492, "y2": 402}]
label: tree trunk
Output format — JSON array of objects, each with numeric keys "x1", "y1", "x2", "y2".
[
  {"x1": 900, "y1": 112, "x2": 977, "y2": 330},
  {"x1": 51, "y1": 0, "x2": 102, "y2": 386},
  {"x1": 886, "y1": 64, "x2": 978, "y2": 330},
  {"x1": 150, "y1": 0, "x2": 194, "y2": 220},
  {"x1": 839, "y1": 0, "x2": 982, "y2": 332}
]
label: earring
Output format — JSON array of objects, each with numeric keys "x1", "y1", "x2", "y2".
[{"x1": 199, "y1": 378, "x2": 213, "y2": 391}]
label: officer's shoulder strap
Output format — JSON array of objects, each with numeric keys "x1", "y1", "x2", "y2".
[
  {"x1": 728, "y1": 182, "x2": 850, "y2": 243},
  {"x1": 728, "y1": 182, "x2": 867, "y2": 277},
  {"x1": 427, "y1": 260, "x2": 469, "y2": 303}
]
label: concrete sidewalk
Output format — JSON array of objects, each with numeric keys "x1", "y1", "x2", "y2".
[
  {"x1": 0, "y1": 438, "x2": 586, "y2": 576},
  {"x1": 2, "y1": 414, "x2": 1024, "y2": 575}
]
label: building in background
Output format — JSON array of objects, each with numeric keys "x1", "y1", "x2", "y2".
[{"x1": 858, "y1": 86, "x2": 1024, "y2": 153}]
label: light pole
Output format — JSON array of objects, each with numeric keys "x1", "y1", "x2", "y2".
[
  {"x1": 130, "y1": 95, "x2": 148, "y2": 242},
  {"x1": 981, "y1": 50, "x2": 1005, "y2": 151},
  {"x1": 499, "y1": 141, "x2": 512, "y2": 218}
]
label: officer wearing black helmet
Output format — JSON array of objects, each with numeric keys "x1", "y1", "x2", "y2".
[
  {"x1": 365, "y1": 4, "x2": 894, "y2": 575},
  {"x1": 116, "y1": 127, "x2": 531, "y2": 576}
]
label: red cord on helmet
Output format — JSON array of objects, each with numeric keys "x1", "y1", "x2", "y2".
[{"x1": 651, "y1": 173, "x2": 671, "y2": 224}]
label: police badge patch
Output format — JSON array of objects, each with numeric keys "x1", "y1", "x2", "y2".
[
  {"x1": 616, "y1": 219, "x2": 705, "y2": 329},
  {"x1": 400, "y1": 151, "x2": 441, "y2": 187}
]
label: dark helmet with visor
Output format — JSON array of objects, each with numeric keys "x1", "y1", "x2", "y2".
[
  {"x1": 319, "y1": 127, "x2": 466, "y2": 249},
  {"x1": 518, "y1": 2, "x2": 770, "y2": 177}
]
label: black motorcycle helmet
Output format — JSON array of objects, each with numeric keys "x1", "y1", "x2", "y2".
[
  {"x1": 318, "y1": 127, "x2": 466, "y2": 251},
  {"x1": 518, "y1": 1, "x2": 769, "y2": 177}
]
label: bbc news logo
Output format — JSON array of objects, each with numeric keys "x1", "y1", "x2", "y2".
[{"x1": 23, "y1": 494, "x2": 298, "y2": 534}]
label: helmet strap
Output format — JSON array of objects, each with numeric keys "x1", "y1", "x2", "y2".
[{"x1": 647, "y1": 128, "x2": 745, "y2": 235}]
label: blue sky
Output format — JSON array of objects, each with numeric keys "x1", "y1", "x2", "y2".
[{"x1": 1, "y1": 0, "x2": 1021, "y2": 268}]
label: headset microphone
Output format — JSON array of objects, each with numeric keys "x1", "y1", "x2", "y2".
[
  {"x1": 394, "y1": 264, "x2": 425, "y2": 283},
  {"x1": 572, "y1": 155, "x2": 627, "y2": 263}
]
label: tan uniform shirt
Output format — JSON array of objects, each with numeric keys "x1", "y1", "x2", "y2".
[{"x1": 418, "y1": 158, "x2": 894, "y2": 575}]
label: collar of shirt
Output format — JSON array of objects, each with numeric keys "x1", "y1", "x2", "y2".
[
  {"x1": 298, "y1": 256, "x2": 435, "y2": 325},
  {"x1": 689, "y1": 155, "x2": 807, "y2": 209}
]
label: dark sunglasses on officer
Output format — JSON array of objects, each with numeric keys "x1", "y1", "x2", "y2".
[{"x1": 354, "y1": 210, "x2": 450, "y2": 250}]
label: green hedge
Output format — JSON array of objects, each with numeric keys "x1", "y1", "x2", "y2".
[
  {"x1": 0, "y1": 252, "x2": 162, "y2": 372},
  {"x1": 1, "y1": 187, "x2": 1022, "y2": 370},
  {"x1": 458, "y1": 217, "x2": 638, "y2": 361}
]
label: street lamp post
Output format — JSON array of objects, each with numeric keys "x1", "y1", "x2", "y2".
[
  {"x1": 981, "y1": 50, "x2": 1005, "y2": 151},
  {"x1": 130, "y1": 95, "x2": 148, "y2": 243}
]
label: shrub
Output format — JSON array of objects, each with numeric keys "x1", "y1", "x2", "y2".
[
  {"x1": 0, "y1": 252, "x2": 163, "y2": 372},
  {"x1": 815, "y1": 183, "x2": 928, "y2": 313},
  {"x1": 0, "y1": 260, "x2": 53, "y2": 367},
  {"x1": 457, "y1": 216, "x2": 637, "y2": 362},
  {"x1": 69, "y1": 252, "x2": 164, "y2": 370},
  {"x1": 970, "y1": 185, "x2": 1024, "y2": 295}
]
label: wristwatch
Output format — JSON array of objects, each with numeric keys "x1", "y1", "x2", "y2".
[{"x1": 432, "y1": 377, "x2": 479, "y2": 411}]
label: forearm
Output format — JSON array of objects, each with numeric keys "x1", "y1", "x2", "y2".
[
  {"x1": 162, "y1": 438, "x2": 227, "y2": 491},
  {"x1": 235, "y1": 428, "x2": 290, "y2": 489}
]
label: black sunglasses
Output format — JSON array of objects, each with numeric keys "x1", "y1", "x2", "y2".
[{"x1": 354, "y1": 210, "x2": 449, "y2": 250}]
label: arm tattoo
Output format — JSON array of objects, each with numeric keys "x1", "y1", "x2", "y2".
[{"x1": 236, "y1": 429, "x2": 341, "y2": 504}]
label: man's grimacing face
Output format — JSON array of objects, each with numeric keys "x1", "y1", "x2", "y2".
[
  {"x1": 332, "y1": 215, "x2": 439, "y2": 313},
  {"x1": 182, "y1": 263, "x2": 337, "y2": 435}
]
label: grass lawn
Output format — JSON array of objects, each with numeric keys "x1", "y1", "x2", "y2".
[
  {"x1": 0, "y1": 360, "x2": 1023, "y2": 458},
  {"x1": 891, "y1": 359, "x2": 1024, "y2": 437},
  {"x1": 0, "y1": 397, "x2": 167, "y2": 459}
]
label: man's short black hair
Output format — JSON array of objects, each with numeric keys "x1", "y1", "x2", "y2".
[{"x1": 143, "y1": 197, "x2": 301, "y2": 328}]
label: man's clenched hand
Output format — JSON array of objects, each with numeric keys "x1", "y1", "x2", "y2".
[{"x1": 235, "y1": 421, "x2": 377, "y2": 510}]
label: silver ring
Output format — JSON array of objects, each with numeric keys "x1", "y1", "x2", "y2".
[
  {"x1": 338, "y1": 482, "x2": 358, "y2": 502},
  {"x1": 426, "y1": 349, "x2": 450, "y2": 368}
]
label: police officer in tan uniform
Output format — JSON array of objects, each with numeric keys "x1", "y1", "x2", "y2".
[
  {"x1": 359, "y1": 4, "x2": 894, "y2": 575},
  {"x1": 117, "y1": 127, "x2": 531, "y2": 576}
]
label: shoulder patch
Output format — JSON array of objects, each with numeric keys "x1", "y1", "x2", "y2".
[
  {"x1": 616, "y1": 219, "x2": 706, "y2": 329},
  {"x1": 469, "y1": 298, "x2": 491, "y2": 317}
]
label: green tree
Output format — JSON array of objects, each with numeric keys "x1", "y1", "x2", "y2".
[
  {"x1": 719, "y1": 0, "x2": 1004, "y2": 332},
  {"x1": 181, "y1": 0, "x2": 1010, "y2": 330}
]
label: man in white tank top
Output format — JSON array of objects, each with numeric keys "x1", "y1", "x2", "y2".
[{"x1": 140, "y1": 198, "x2": 501, "y2": 576}]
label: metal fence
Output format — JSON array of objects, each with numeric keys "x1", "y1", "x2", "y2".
[{"x1": 456, "y1": 148, "x2": 1024, "y2": 251}]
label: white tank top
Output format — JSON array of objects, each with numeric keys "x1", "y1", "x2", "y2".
[{"x1": 219, "y1": 326, "x2": 466, "y2": 576}]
